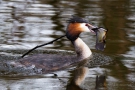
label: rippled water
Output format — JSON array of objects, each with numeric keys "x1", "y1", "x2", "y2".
[{"x1": 0, "y1": 0, "x2": 135, "y2": 90}]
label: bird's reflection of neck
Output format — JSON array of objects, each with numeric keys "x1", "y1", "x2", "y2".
[
  {"x1": 95, "y1": 75, "x2": 107, "y2": 90},
  {"x1": 66, "y1": 66, "x2": 89, "y2": 90}
]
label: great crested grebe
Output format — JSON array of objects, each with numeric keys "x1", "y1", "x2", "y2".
[{"x1": 2, "y1": 16, "x2": 107, "y2": 75}]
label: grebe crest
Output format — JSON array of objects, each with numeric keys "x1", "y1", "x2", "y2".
[{"x1": 66, "y1": 16, "x2": 94, "y2": 41}]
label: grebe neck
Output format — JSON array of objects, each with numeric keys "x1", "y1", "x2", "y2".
[{"x1": 72, "y1": 38, "x2": 92, "y2": 60}]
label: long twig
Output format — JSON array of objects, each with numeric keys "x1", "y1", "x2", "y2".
[{"x1": 21, "y1": 35, "x2": 66, "y2": 58}]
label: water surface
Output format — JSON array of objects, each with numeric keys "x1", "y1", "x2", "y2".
[{"x1": 0, "y1": 0, "x2": 135, "y2": 90}]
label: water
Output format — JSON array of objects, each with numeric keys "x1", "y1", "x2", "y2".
[{"x1": 0, "y1": 0, "x2": 135, "y2": 90}]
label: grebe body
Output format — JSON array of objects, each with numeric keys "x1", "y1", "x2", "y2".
[{"x1": 1, "y1": 16, "x2": 107, "y2": 75}]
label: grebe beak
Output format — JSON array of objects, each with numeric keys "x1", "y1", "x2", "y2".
[
  {"x1": 86, "y1": 23, "x2": 96, "y2": 33},
  {"x1": 92, "y1": 27, "x2": 107, "y2": 51}
]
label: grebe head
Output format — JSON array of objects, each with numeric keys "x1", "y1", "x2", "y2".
[{"x1": 66, "y1": 16, "x2": 95, "y2": 41}]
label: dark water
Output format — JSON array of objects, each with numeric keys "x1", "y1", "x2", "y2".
[{"x1": 0, "y1": 0, "x2": 135, "y2": 90}]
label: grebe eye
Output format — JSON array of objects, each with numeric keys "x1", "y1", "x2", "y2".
[{"x1": 85, "y1": 23, "x2": 88, "y2": 26}]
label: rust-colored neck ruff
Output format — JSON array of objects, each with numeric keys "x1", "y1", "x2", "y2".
[{"x1": 66, "y1": 23, "x2": 83, "y2": 41}]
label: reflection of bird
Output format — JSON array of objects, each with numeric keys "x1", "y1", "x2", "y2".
[
  {"x1": 66, "y1": 67, "x2": 89, "y2": 90},
  {"x1": 95, "y1": 75, "x2": 107, "y2": 89},
  {"x1": 2, "y1": 16, "x2": 104, "y2": 75}
]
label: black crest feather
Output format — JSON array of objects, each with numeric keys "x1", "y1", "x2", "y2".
[{"x1": 67, "y1": 15, "x2": 89, "y2": 23}]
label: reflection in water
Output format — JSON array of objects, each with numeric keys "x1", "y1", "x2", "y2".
[
  {"x1": 100, "y1": 0, "x2": 135, "y2": 90},
  {"x1": 95, "y1": 75, "x2": 107, "y2": 90},
  {"x1": 66, "y1": 67, "x2": 89, "y2": 90},
  {"x1": 66, "y1": 66, "x2": 107, "y2": 90},
  {"x1": 101, "y1": 0, "x2": 134, "y2": 54}
]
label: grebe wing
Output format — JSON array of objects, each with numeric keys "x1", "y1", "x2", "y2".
[{"x1": 18, "y1": 54, "x2": 77, "y2": 73}]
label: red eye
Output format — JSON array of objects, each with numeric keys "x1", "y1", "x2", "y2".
[{"x1": 85, "y1": 24, "x2": 88, "y2": 26}]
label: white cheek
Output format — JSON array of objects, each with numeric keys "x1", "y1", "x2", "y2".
[{"x1": 80, "y1": 23, "x2": 90, "y2": 32}]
